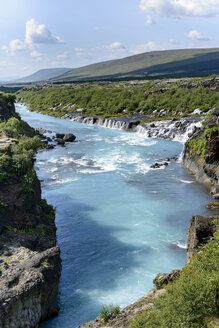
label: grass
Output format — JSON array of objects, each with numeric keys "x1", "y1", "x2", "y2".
[
  {"x1": 186, "y1": 139, "x2": 206, "y2": 156},
  {"x1": 99, "y1": 304, "x2": 120, "y2": 323},
  {"x1": 51, "y1": 48, "x2": 219, "y2": 82},
  {"x1": 0, "y1": 116, "x2": 45, "y2": 185}
]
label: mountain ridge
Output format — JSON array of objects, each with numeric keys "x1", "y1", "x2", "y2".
[
  {"x1": 14, "y1": 48, "x2": 219, "y2": 83},
  {"x1": 15, "y1": 67, "x2": 72, "y2": 83}
]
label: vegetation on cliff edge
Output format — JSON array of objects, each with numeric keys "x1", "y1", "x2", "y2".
[{"x1": 131, "y1": 227, "x2": 219, "y2": 328}]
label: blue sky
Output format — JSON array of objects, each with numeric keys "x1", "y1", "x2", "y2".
[{"x1": 0, "y1": 0, "x2": 219, "y2": 79}]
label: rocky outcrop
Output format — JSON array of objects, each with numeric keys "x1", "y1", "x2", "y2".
[
  {"x1": 153, "y1": 270, "x2": 181, "y2": 289},
  {"x1": 0, "y1": 97, "x2": 15, "y2": 121},
  {"x1": 79, "y1": 289, "x2": 166, "y2": 328},
  {"x1": 0, "y1": 246, "x2": 61, "y2": 328},
  {"x1": 178, "y1": 76, "x2": 219, "y2": 90},
  {"x1": 0, "y1": 97, "x2": 61, "y2": 328},
  {"x1": 187, "y1": 215, "x2": 218, "y2": 259},
  {"x1": 183, "y1": 108, "x2": 219, "y2": 193},
  {"x1": 150, "y1": 162, "x2": 169, "y2": 169}
]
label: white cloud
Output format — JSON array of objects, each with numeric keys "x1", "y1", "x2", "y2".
[
  {"x1": 75, "y1": 42, "x2": 126, "y2": 60},
  {"x1": 25, "y1": 19, "x2": 63, "y2": 47},
  {"x1": 169, "y1": 38, "x2": 178, "y2": 44},
  {"x1": 30, "y1": 50, "x2": 42, "y2": 57},
  {"x1": 51, "y1": 60, "x2": 69, "y2": 66},
  {"x1": 146, "y1": 15, "x2": 155, "y2": 25},
  {"x1": 131, "y1": 41, "x2": 160, "y2": 54},
  {"x1": 2, "y1": 39, "x2": 26, "y2": 53},
  {"x1": 75, "y1": 41, "x2": 161, "y2": 62},
  {"x1": 75, "y1": 48, "x2": 88, "y2": 58},
  {"x1": 2, "y1": 18, "x2": 64, "y2": 54},
  {"x1": 35, "y1": 57, "x2": 43, "y2": 62},
  {"x1": 186, "y1": 30, "x2": 209, "y2": 40},
  {"x1": 56, "y1": 52, "x2": 70, "y2": 60},
  {"x1": 106, "y1": 42, "x2": 126, "y2": 50},
  {"x1": 139, "y1": 0, "x2": 219, "y2": 18}
]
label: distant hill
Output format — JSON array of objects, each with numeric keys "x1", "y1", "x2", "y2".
[
  {"x1": 51, "y1": 48, "x2": 219, "y2": 82},
  {"x1": 16, "y1": 68, "x2": 71, "y2": 83},
  {"x1": 16, "y1": 48, "x2": 219, "y2": 84}
]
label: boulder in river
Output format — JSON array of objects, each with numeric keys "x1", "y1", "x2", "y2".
[{"x1": 55, "y1": 133, "x2": 76, "y2": 143}]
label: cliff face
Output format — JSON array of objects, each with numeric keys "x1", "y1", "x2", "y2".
[
  {"x1": 187, "y1": 215, "x2": 218, "y2": 259},
  {"x1": 182, "y1": 108, "x2": 219, "y2": 194},
  {"x1": 0, "y1": 96, "x2": 61, "y2": 328},
  {"x1": 0, "y1": 97, "x2": 15, "y2": 121}
]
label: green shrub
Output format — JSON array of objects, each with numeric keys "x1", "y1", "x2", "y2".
[
  {"x1": 202, "y1": 111, "x2": 212, "y2": 126},
  {"x1": 0, "y1": 119, "x2": 44, "y2": 185},
  {"x1": 20, "y1": 169, "x2": 36, "y2": 193},
  {"x1": 0, "y1": 117, "x2": 35, "y2": 138},
  {"x1": 41, "y1": 199, "x2": 56, "y2": 221},
  {"x1": 204, "y1": 126, "x2": 219, "y2": 139},
  {"x1": 0, "y1": 201, "x2": 8, "y2": 208},
  {"x1": 16, "y1": 78, "x2": 219, "y2": 119},
  {"x1": 186, "y1": 139, "x2": 206, "y2": 156},
  {"x1": 100, "y1": 304, "x2": 120, "y2": 323}
]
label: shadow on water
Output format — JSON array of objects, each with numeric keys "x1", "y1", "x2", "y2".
[{"x1": 40, "y1": 194, "x2": 152, "y2": 328}]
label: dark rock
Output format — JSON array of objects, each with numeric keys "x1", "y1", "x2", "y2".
[
  {"x1": 0, "y1": 98, "x2": 15, "y2": 122},
  {"x1": 187, "y1": 215, "x2": 218, "y2": 259},
  {"x1": 153, "y1": 270, "x2": 181, "y2": 288},
  {"x1": 63, "y1": 133, "x2": 76, "y2": 142},
  {"x1": 35, "y1": 128, "x2": 52, "y2": 135},
  {"x1": 56, "y1": 133, "x2": 65, "y2": 139},
  {"x1": 55, "y1": 133, "x2": 76, "y2": 143},
  {"x1": 150, "y1": 163, "x2": 160, "y2": 168},
  {"x1": 150, "y1": 162, "x2": 169, "y2": 169},
  {"x1": 0, "y1": 247, "x2": 61, "y2": 327},
  {"x1": 56, "y1": 138, "x2": 65, "y2": 145},
  {"x1": 47, "y1": 144, "x2": 55, "y2": 150}
]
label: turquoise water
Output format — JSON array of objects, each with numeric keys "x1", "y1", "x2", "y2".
[{"x1": 16, "y1": 104, "x2": 211, "y2": 328}]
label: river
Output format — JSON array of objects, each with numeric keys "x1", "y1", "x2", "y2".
[{"x1": 16, "y1": 103, "x2": 211, "y2": 328}]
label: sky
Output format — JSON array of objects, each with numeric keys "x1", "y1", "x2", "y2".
[{"x1": 0, "y1": 0, "x2": 219, "y2": 79}]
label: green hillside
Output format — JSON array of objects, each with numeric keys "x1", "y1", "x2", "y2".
[
  {"x1": 52, "y1": 48, "x2": 219, "y2": 82},
  {"x1": 16, "y1": 68, "x2": 71, "y2": 83}
]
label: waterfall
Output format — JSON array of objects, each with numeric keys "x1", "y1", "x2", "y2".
[
  {"x1": 61, "y1": 113, "x2": 204, "y2": 142},
  {"x1": 136, "y1": 118, "x2": 204, "y2": 143}
]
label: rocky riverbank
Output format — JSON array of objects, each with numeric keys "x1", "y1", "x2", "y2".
[
  {"x1": 0, "y1": 96, "x2": 61, "y2": 328},
  {"x1": 183, "y1": 108, "x2": 219, "y2": 194}
]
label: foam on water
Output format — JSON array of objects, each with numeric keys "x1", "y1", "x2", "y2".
[{"x1": 15, "y1": 104, "x2": 212, "y2": 328}]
